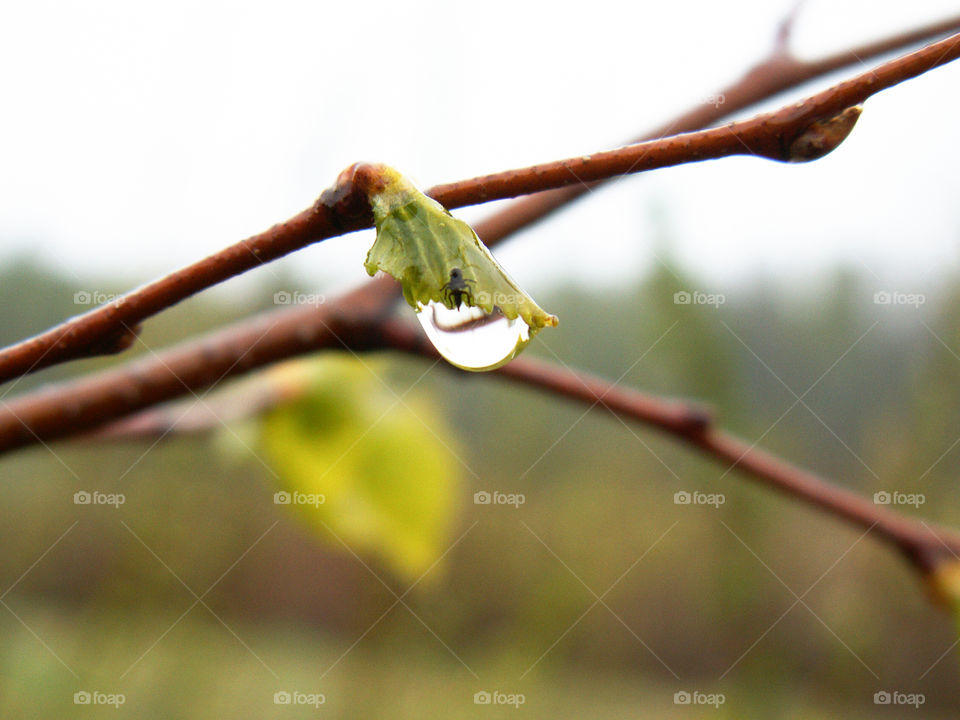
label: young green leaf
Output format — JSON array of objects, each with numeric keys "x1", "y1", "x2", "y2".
[{"x1": 363, "y1": 166, "x2": 558, "y2": 332}]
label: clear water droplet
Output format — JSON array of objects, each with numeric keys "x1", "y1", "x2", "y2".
[{"x1": 416, "y1": 301, "x2": 531, "y2": 371}]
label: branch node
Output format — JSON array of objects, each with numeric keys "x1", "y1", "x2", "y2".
[
  {"x1": 676, "y1": 403, "x2": 713, "y2": 436},
  {"x1": 315, "y1": 162, "x2": 383, "y2": 230},
  {"x1": 784, "y1": 105, "x2": 863, "y2": 162},
  {"x1": 84, "y1": 323, "x2": 142, "y2": 357}
]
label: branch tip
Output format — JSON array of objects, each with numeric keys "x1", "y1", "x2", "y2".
[{"x1": 773, "y1": 0, "x2": 806, "y2": 56}]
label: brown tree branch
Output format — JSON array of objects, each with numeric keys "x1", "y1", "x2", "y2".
[
  {"x1": 81, "y1": 372, "x2": 298, "y2": 441},
  {"x1": 0, "y1": 16, "x2": 959, "y2": 596},
  {"x1": 1, "y1": 15, "x2": 959, "y2": 459},
  {"x1": 0, "y1": 21, "x2": 958, "y2": 386},
  {"x1": 425, "y1": 29, "x2": 960, "y2": 208},
  {"x1": 492, "y1": 357, "x2": 960, "y2": 577},
  {"x1": 470, "y1": 11, "x2": 960, "y2": 244},
  {"x1": 57, "y1": 314, "x2": 960, "y2": 594},
  {"x1": 0, "y1": 16, "x2": 957, "y2": 459},
  {"x1": 0, "y1": 282, "x2": 395, "y2": 454},
  {"x1": 374, "y1": 321, "x2": 960, "y2": 585}
]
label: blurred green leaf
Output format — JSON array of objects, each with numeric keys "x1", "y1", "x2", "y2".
[{"x1": 258, "y1": 356, "x2": 460, "y2": 581}]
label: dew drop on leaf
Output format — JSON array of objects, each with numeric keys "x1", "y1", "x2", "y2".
[{"x1": 416, "y1": 301, "x2": 531, "y2": 372}]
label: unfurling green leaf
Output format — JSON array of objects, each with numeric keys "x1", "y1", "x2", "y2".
[{"x1": 363, "y1": 165, "x2": 558, "y2": 332}]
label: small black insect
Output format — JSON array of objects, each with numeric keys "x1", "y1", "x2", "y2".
[{"x1": 441, "y1": 268, "x2": 475, "y2": 308}]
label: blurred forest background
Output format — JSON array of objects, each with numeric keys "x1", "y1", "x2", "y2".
[{"x1": 1, "y1": 244, "x2": 959, "y2": 718}]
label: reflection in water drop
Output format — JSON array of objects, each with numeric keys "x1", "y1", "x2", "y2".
[{"x1": 416, "y1": 301, "x2": 531, "y2": 372}]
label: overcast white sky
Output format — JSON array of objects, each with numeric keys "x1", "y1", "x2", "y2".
[{"x1": 1, "y1": 0, "x2": 958, "y2": 299}]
